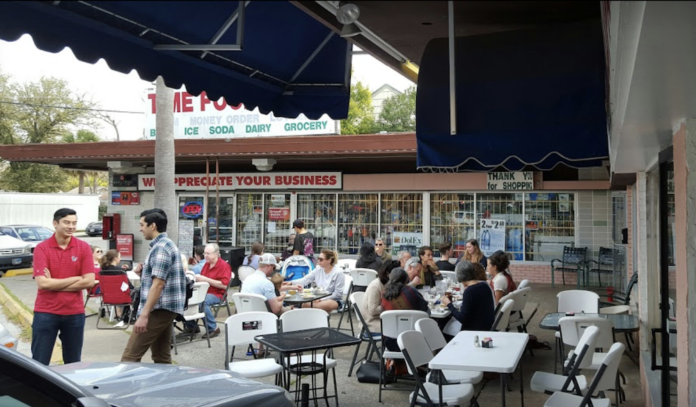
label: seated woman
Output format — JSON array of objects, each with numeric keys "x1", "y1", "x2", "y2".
[
  {"x1": 380, "y1": 268, "x2": 430, "y2": 351},
  {"x1": 99, "y1": 249, "x2": 134, "y2": 324},
  {"x1": 356, "y1": 241, "x2": 382, "y2": 272},
  {"x1": 360, "y1": 260, "x2": 398, "y2": 334},
  {"x1": 243, "y1": 241, "x2": 264, "y2": 269},
  {"x1": 291, "y1": 249, "x2": 344, "y2": 313},
  {"x1": 487, "y1": 250, "x2": 517, "y2": 304},
  {"x1": 456, "y1": 239, "x2": 487, "y2": 269},
  {"x1": 441, "y1": 260, "x2": 495, "y2": 332}
]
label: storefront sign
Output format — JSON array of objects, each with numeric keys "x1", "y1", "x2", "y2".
[
  {"x1": 268, "y1": 208, "x2": 290, "y2": 221},
  {"x1": 181, "y1": 201, "x2": 204, "y2": 218},
  {"x1": 391, "y1": 232, "x2": 423, "y2": 256},
  {"x1": 479, "y1": 219, "x2": 506, "y2": 256},
  {"x1": 487, "y1": 172, "x2": 534, "y2": 190},
  {"x1": 138, "y1": 172, "x2": 342, "y2": 191},
  {"x1": 178, "y1": 220, "x2": 194, "y2": 259},
  {"x1": 112, "y1": 174, "x2": 138, "y2": 188},
  {"x1": 144, "y1": 91, "x2": 338, "y2": 139},
  {"x1": 116, "y1": 234, "x2": 134, "y2": 261},
  {"x1": 111, "y1": 192, "x2": 140, "y2": 205},
  {"x1": 270, "y1": 195, "x2": 286, "y2": 206}
]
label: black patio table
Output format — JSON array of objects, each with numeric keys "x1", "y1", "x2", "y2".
[
  {"x1": 283, "y1": 292, "x2": 331, "y2": 308},
  {"x1": 255, "y1": 327, "x2": 360, "y2": 405},
  {"x1": 539, "y1": 312, "x2": 640, "y2": 333}
]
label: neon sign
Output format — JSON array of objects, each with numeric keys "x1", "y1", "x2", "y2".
[{"x1": 181, "y1": 202, "x2": 203, "y2": 219}]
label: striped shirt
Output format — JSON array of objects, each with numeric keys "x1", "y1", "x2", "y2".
[{"x1": 138, "y1": 233, "x2": 186, "y2": 316}]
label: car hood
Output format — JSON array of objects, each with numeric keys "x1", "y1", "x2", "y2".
[
  {"x1": 52, "y1": 362, "x2": 293, "y2": 407},
  {"x1": 0, "y1": 234, "x2": 26, "y2": 250}
]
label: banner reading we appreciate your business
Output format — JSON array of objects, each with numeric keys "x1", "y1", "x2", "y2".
[{"x1": 144, "y1": 90, "x2": 338, "y2": 139}]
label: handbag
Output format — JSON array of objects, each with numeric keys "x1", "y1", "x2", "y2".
[{"x1": 356, "y1": 361, "x2": 394, "y2": 384}]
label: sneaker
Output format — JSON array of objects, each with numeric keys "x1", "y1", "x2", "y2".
[
  {"x1": 114, "y1": 321, "x2": 125, "y2": 328},
  {"x1": 202, "y1": 327, "x2": 220, "y2": 339}
]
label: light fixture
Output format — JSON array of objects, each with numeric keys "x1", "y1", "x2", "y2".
[
  {"x1": 252, "y1": 158, "x2": 276, "y2": 171},
  {"x1": 336, "y1": 1, "x2": 362, "y2": 38}
]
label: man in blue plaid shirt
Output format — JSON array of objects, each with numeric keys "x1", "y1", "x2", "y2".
[{"x1": 121, "y1": 208, "x2": 186, "y2": 364}]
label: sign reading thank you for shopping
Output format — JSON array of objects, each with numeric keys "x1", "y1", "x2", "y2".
[
  {"x1": 145, "y1": 90, "x2": 338, "y2": 139},
  {"x1": 487, "y1": 172, "x2": 535, "y2": 190}
]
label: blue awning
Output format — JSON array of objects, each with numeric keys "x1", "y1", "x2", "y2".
[
  {"x1": 0, "y1": 1, "x2": 350, "y2": 120},
  {"x1": 416, "y1": 19, "x2": 609, "y2": 172}
]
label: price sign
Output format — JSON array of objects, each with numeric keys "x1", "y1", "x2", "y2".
[{"x1": 478, "y1": 219, "x2": 506, "y2": 256}]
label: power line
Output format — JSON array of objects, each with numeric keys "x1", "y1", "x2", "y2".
[{"x1": 0, "y1": 100, "x2": 144, "y2": 115}]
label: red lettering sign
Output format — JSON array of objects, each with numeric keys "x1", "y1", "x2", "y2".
[
  {"x1": 116, "y1": 234, "x2": 134, "y2": 261},
  {"x1": 268, "y1": 208, "x2": 290, "y2": 221}
]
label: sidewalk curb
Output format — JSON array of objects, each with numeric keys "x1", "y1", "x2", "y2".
[
  {"x1": 0, "y1": 283, "x2": 63, "y2": 364},
  {"x1": 4, "y1": 268, "x2": 33, "y2": 278}
]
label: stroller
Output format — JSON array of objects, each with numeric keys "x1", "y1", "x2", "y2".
[{"x1": 280, "y1": 255, "x2": 314, "y2": 282}]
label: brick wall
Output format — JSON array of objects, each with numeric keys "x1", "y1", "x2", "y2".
[{"x1": 509, "y1": 263, "x2": 578, "y2": 286}]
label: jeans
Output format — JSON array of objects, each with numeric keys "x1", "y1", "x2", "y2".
[
  {"x1": 31, "y1": 312, "x2": 85, "y2": 365},
  {"x1": 185, "y1": 293, "x2": 221, "y2": 332}
]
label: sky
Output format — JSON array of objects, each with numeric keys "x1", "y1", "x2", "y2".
[{"x1": 0, "y1": 35, "x2": 414, "y2": 141}]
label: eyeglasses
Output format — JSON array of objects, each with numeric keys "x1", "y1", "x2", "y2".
[
  {"x1": 375, "y1": 243, "x2": 383, "y2": 246},
  {"x1": 318, "y1": 257, "x2": 326, "y2": 261},
  {"x1": 204, "y1": 252, "x2": 217, "y2": 256}
]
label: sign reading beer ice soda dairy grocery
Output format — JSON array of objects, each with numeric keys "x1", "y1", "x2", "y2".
[{"x1": 144, "y1": 91, "x2": 338, "y2": 139}]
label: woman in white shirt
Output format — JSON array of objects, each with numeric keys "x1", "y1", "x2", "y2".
[
  {"x1": 292, "y1": 249, "x2": 344, "y2": 312},
  {"x1": 487, "y1": 250, "x2": 517, "y2": 304}
]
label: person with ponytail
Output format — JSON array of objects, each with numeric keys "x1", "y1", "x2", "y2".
[
  {"x1": 99, "y1": 249, "x2": 134, "y2": 324},
  {"x1": 292, "y1": 249, "x2": 344, "y2": 313},
  {"x1": 487, "y1": 250, "x2": 517, "y2": 304},
  {"x1": 243, "y1": 242, "x2": 264, "y2": 269}
]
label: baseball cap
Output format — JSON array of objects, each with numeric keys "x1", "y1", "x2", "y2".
[
  {"x1": 292, "y1": 219, "x2": 305, "y2": 229},
  {"x1": 258, "y1": 253, "x2": 277, "y2": 266}
]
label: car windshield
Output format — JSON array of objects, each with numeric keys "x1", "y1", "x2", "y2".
[{"x1": 16, "y1": 227, "x2": 53, "y2": 241}]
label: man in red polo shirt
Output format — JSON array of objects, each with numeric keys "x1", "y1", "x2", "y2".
[
  {"x1": 32, "y1": 208, "x2": 96, "y2": 365},
  {"x1": 185, "y1": 243, "x2": 231, "y2": 339}
]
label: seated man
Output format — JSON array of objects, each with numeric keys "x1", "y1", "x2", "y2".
[
  {"x1": 404, "y1": 257, "x2": 423, "y2": 288},
  {"x1": 185, "y1": 243, "x2": 231, "y2": 339},
  {"x1": 241, "y1": 253, "x2": 290, "y2": 316}
]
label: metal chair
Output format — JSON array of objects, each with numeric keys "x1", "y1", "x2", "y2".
[
  {"x1": 586, "y1": 247, "x2": 615, "y2": 287},
  {"x1": 348, "y1": 291, "x2": 383, "y2": 377},
  {"x1": 397, "y1": 330, "x2": 474, "y2": 406},
  {"x1": 551, "y1": 246, "x2": 588, "y2": 288},
  {"x1": 211, "y1": 272, "x2": 234, "y2": 318},
  {"x1": 95, "y1": 272, "x2": 132, "y2": 330},
  {"x1": 172, "y1": 282, "x2": 211, "y2": 355},
  {"x1": 335, "y1": 275, "x2": 355, "y2": 335}
]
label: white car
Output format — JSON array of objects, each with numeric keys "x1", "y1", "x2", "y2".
[
  {"x1": 0, "y1": 232, "x2": 32, "y2": 275},
  {"x1": 0, "y1": 225, "x2": 53, "y2": 253}
]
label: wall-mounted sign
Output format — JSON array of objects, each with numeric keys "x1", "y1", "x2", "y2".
[
  {"x1": 115, "y1": 234, "x2": 134, "y2": 261},
  {"x1": 479, "y1": 219, "x2": 506, "y2": 256},
  {"x1": 112, "y1": 174, "x2": 138, "y2": 188},
  {"x1": 391, "y1": 232, "x2": 423, "y2": 256},
  {"x1": 268, "y1": 208, "x2": 290, "y2": 221},
  {"x1": 270, "y1": 195, "x2": 286, "y2": 206},
  {"x1": 181, "y1": 201, "x2": 204, "y2": 218},
  {"x1": 487, "y1": 172, "x2": 535, "y2": 191},
  {"x1": 111, "y1": 192, "x2": 140, "y2": 205},
  {"x1": 138, "y1": 172, "x2": 342, "y2": 191},
  {"x1": 144, "y1": 91, "x2": 338, "y2": 140}
]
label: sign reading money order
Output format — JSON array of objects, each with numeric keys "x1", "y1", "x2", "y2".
[{"x1": 144, "y1": 90, "x2": 338, "y2": 139}]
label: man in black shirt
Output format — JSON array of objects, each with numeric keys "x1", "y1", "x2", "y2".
[
  {"x1": 435, "y1": 243, "x2": 456, "y2": 271},
  {"x1": 291, "y1": 220, "x2": 315, "y2": 262}
]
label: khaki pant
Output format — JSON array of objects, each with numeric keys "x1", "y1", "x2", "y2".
[{"x1": 121, "y1": 309, "x2": 177, "y2": 364}]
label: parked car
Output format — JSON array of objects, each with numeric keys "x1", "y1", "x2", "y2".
[
  {"x1": 0, "y1": 321, "x2": 18, "y2": 350},
  {"x1": 85, "y1": 221, "x2": 103, "y2": 237},
  {"x1": 0, "y1": 225, "x2": 53, "y2": 253},
  {"x1": 0, "y1": 345, "x2": 295, "y2": 407},
  {"x1": 0, "y1": 232, "x2": 32, "y2": 275}
]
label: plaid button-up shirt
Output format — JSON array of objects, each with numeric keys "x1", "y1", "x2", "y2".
[{"x1": 138, "y1": 233, "x2": 186, "y2": 316}]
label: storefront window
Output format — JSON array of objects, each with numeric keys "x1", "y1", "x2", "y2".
[
  {"x1": 337, "y1": 194, "x2": 378, "y2": 255},
  {"x1": 667, "y1": 171, "x2": 675, "y2": 267},
  {"x1": 236, "y1": 193, "x2": 263, "y2": 253},
  {"x1": 430, "y1": 193, "x2": 475, "y2": 258},
  {"x1": 206, "y1": 194, "x2": 234, "y2": 245},
  {"x1": 524, "y1": 193, "x2": 575, "y2": 262},
  {"x1": 476, "y1": 193, "x2": 524, "y2": 260},
  {"x1": 178, "y1": 195, "x2": 204, "y2": 251},
  {"x1": 297, "y1": 194, "x2": 336, "y2": 252},
  {"x1": 264, "y1": 194, "x2": 292, "y2": 254},
  {"x1": 381, "y1": 193, "x2": 423, "y2": 256}
]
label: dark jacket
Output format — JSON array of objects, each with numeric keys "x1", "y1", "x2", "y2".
[
  {"x1": 356, "y1": 256, "x2": 382, "y2": 272},
  {"x1": 447, "y1": 281, "x2": 495, "y2": 331}
]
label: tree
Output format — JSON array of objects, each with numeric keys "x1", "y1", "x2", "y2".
[
  {"x1": 154, "y1": 77, "x2": 178, "y2": 244},
  {"x1": 97, "y1": 112, "x2": 121, "y2": 141},
  {"x1": 377, "y1": 86, "x2": 416, "y2": 133},
  {"x1": 0, "y1": 74, "x2": 95, "y2": 192},
  {"x1": 61, "y1": 129, "x2": 105, "y2": 194},
  {"x1": 340, "y1": 81, "x2": 376, "y2": 135}
]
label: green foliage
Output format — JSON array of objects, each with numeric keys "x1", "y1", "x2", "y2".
[
  {"x1": 377, "y1": 86, "x2": 416, "y2": 133},
  {"x1": 61, "y1": 129, "x2": 101, "y2": 144},
  {"x1": 341, "y1": 81, "x2": 376, "y2": 135},
  {"x1": 0, "y1": 162, "x2": 67, "y2": 193}
]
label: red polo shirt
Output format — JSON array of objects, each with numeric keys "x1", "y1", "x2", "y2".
[
  {"x1": 201, "y1": 258, "x2": 232, "y2": 299},
  {"x1": 33, "y1": 234, "x2": 95, "y2": 315}
]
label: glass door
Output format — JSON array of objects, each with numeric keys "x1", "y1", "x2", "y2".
[
  {"x1": 207, "y1": 193, "x2": 235, "y2": 246},
  {"x1": 236, "y1": 193, "x2": 264, "y2": 253},
  {"x1": 178, "y1": 194, "x2": 205, "y2": 250},
  {"x1": 264, "y1": 193, "x2": 292, "y2": 254}
]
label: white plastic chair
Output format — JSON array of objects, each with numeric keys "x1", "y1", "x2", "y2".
[
  {"x1": 518, "y1": 279, "x2": 530, "y2": 289},
  {"x1": 531, "y1": 325, "x2": 600, "y2": 396},
  {"x1": 397, "y1": 330, "x2": 474, "y2": 406},
  {"x1": 557, "y1": 290, "x2": 600, "y2": 313},
  {"x1": 238, "y1": 265, "x2": 257, "y2": 282},
  {"x1": 492, "y1": 299, "x2": 515, "y2": 332},
  {"x1": 439, "y1": 270, "x2": 456, "y2": 282},
  {"x1": 350, "y1": 268, "x2": 378, "y2": 290},
  {"x1": 508, "y1": 287, "x2": 534, "y2": 332},
  {"x1": 173, "y1": 282, "x2": 210, "y2": 355},
  {"x1": 337, "y1": 258, "x2": 357, "y2": 273},
  {"x1": 379, "y1": 310, "x2": 429, "y2": 402},
  {"x1": 544, "y1": 343, "x2": 625, "y2": 407},
  {"x1": 415, "y1": 319, "x2": 483, "y2": 385},
  {"x1": 224, "y1": 312, "x2": 283, "y2": 385},
  {"x1": 232, "y1": 292, "x2": 270, "y2": 314}
]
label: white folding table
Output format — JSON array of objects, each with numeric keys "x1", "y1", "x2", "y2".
[{"x1": 428, "y1": 331, "x2": 529, "y2": 407}]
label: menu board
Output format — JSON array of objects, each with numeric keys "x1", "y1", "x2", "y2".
[{"x1": 178, "y1": 219, "x2": 195, "y2": 259}]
